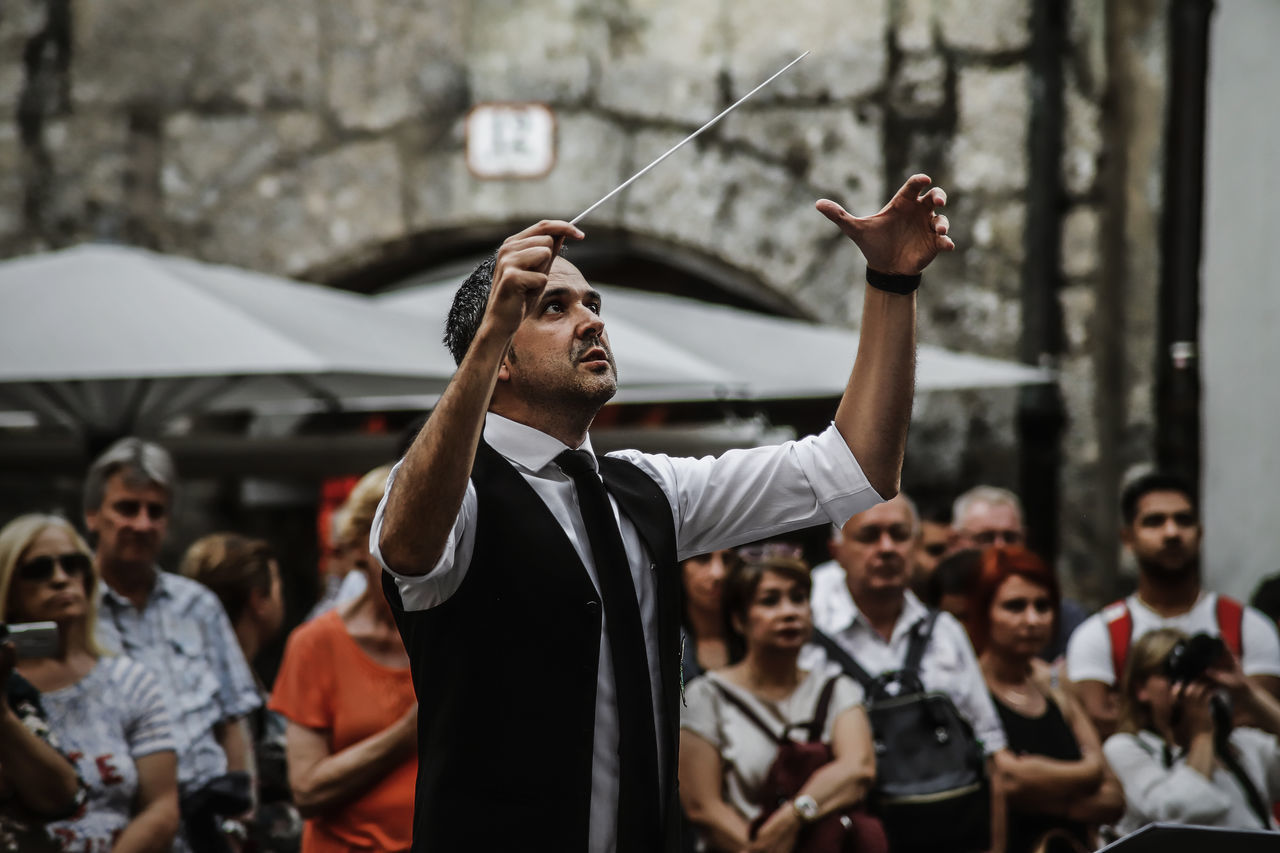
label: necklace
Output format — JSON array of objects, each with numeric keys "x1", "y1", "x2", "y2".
[{"x1": 995, "y1": 681, "x2": 1043, "y2": 712}]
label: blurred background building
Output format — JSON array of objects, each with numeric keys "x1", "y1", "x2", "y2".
[{"x1": 0, "y1": 0, "x2": 1274, "y2": 647}]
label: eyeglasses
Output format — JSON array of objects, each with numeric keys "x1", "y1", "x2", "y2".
[
  {"x1": 848, "y1": 524, "x2": 914, "y2": 545},
  {"x1": 967, "y1": 529, "x2": 1024, "y2": 546},
  {"x1": 16, "y1": 552, "x2": 92, "y2": 583},
  {"x1": 736, "y1": 542, "x2": 804, "y2": 561}
]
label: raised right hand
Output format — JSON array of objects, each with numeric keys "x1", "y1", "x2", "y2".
[
  {"x1": 1175, "y1": 679, "x2": 1217, "y2": 738},
  {"x1": 485, "y1": 220, "x2": 585, "y2": 337}
]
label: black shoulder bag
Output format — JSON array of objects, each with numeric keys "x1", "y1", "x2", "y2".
[{"x1": 812, "y1": 613, "x2": 991, "y2": 853}]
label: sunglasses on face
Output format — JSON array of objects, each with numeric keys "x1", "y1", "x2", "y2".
[
  {"x1": 16, "y1": 552, "x2": 92, "y2": 583},
  {"x1": 111, "y1": 500, "x2": 167, "y2": 521}
]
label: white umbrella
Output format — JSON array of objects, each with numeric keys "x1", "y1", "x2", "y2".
[
  {"x1": 0, "y1": 245, "x2": 740, "y2": 435},
  {"x1": 0, "y1": 244, "x2": 459, "y2": 434},
  {"x1": 379, "y1": 279, "x2": 1054, "y2": 400}
]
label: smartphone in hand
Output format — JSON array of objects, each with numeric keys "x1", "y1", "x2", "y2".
[{"x1": 0, "y1": 622, "x2": 60, "y2": 659}]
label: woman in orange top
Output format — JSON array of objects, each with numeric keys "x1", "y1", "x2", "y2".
[{"x1": 270, "y1": 465, "x2": 417, "y2": 852}]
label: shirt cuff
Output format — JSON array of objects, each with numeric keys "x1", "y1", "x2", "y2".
[
  {"x1": 796, "y1": 423, "x2": 884, "y2": 526},
  {"x1": 368, "y1": 460, "x2": 402, "y2": 575}
]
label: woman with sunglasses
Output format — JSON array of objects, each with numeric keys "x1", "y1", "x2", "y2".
[
  {"x1": 968, "y1": 546, "x2": 1124, "y2": 853},
  {"x1": 0, "y1": 514, "x2": 180, "y2": 852},
  {"x1": 680, "y1": 550, "x2": 742, "y2": 686}
]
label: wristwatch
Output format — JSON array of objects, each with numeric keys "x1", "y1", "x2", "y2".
[{"x1": 791, "y1": 794, "x2": 818, "y2": 823}]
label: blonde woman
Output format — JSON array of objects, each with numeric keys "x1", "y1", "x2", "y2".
[
  {"x1": 0, "y1": 514, "x2": 179, "y2": 852},
  {"x1": 270, "y1": 466, "x2": 417, "y2": 852},
  {"x1": 1104, "y1": 627, "x2": 1280, "y2": 835}
]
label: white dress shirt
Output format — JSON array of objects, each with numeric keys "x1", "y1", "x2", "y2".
[
  {"x1": 807, "y1": 579, "x2": 1007, "y2": 754},
  {"x1": 370, "y1": 412, "x2": 881, "y2": 853}
]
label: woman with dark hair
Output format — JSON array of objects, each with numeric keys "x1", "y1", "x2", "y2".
[
  {"x1": 1104, "y1": 627, "x2": 1280, "y2": 834},
  {"x1": 182, "y1": 533, "x2": 299, "y2": 853},
  {"x1": 680, "y1": 550, "x2": 741, "y2": 685},
  {"x1": 971, "y1": 546, "x2": 1124, "y2": 852},
  {"x1": 679, "y1": 556, "x2": 877, "y2": 852}
]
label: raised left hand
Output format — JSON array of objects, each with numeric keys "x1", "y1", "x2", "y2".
[{"x1": 816, "y1": 174, "x2": 954, "y2": 275}]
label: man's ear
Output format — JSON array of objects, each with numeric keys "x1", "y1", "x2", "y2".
[
  {"x1": 84, "y1": 508, "x2": 99, "y2": 534},
  {"x1": 1120, "y1": 524, "x2": 1134, "y2": 548}
]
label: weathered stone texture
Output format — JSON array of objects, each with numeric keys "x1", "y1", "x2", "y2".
[
  {"x1": 322, "y1": 0, "x2": 465, "y2": 131},
  {"x1": 72, "y1": 0, "x2": 324, "y2": 108},
  {"x1": 719, "y1": 105, "x2": 884, "y2": 204},
  {"x1": 163, "y1": 113, "x2": 326, "y2": 224},
  {"x1": 725, "y1": 0, "x2": 887, "y2": 102},
  {"x1": 1062, "y1": 206, "x2": 1100, "y2": 280},
  {"x1": 205, "y1": 140, "x2": 404, "y2": 275},
  {"x1": 952, "y1": 66, "x2": 1029, "y2": 193},
  {"x1": 937, "y1": 0, "x2": 1031, "y2": 53}
]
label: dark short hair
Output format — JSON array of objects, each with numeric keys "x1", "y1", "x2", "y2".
[
  {"x1": 923, "y1": 548, "x2": 982, "y2": 608},
  {"x1": 966, "y1": 545, "x2": 1060, "y2": 655},
  {"x1": 721, "y1": 556, "x2": 812, "y2": 663},
  {"x1": 1251, "y1": 574, "x2": 1280, "y2": 624},
  {"x1": 443, "y1": 252, "x2": 498, "y2": 366},
  {"x1": 180, "y1": 533, "x2": 275, "y2": 624},
  {"x1": 1120, "y1": 471, "x2": 1197, "y2": 526}
]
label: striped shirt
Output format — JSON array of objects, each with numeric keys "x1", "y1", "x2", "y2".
[{"x1": 40, "y1": 657, "x2": 175, "y2": 851}]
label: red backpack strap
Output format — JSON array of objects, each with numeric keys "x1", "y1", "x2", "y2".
[
  {"x1": 1103, "y1": 600, "x2": 1133, "y2": 683},
  {"x1": 1216, "y1": 595, "x2": 1245, "y2": 659}
]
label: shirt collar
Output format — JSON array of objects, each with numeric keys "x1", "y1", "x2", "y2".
[
  {"x1": 829, "y1": 583, "x2": 929, "y2": 641},
  {"x1": 484, "y1": 412, "x2": 597, "y2": 474},
  {"x1": 99, "y1": 565, "x2": 171, "y2": 607}
]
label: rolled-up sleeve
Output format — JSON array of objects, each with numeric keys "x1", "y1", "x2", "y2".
[
  {"x1": 615, "y1": 423, "x2": 882, "y2": 560},
  {"x1": 371, "y1": 459, "x2": 479, "y2": 612}
]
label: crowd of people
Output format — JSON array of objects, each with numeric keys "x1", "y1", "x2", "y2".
[
  {"x1": 675, "y1": 476, "x2": 1280, "y2": 852},
  {"x1": 2, "y1": 177, "x2": 1278, "y2": 853}
]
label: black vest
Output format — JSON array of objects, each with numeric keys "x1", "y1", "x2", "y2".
[{"x1": 383, "y1": 440, "x2": 683, "y2": 852}]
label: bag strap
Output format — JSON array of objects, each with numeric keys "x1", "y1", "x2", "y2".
[
  {"x1": 711, "y1": 682, "x2": 786, "y2": 746},
  {"x1": 1216, "y1": 595, "x2": 1245, "y2": 659},
  {"x1": 903, "y1": 611, "x2": 938, "y2": 676},
  {"x1": 811, "y1": 629, "x2": 876, "y2": 691},
  {"x1": 1104, "y1": 599, "x2": 1132, "y2": 682},
  {"x1": 1217, "y1": 740, "x2": 1273, "y2": 829},
  {"x1": 805, "y1": 676, "x2": 842, "y2": 743}
]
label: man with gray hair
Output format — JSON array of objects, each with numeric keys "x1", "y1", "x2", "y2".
[
  {"x1": 86, "y1": 437, "x2": 260, "y2": 852},
  {"x1": 951, "y1": 485, "x2": 1026, "y2": 549},
  {"x1": 950, "y1": 484, "x2": 1087, "y2": 662}
]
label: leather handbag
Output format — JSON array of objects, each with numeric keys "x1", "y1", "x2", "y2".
[{"x1": 712, "y1": 676, "x2": 887, "y2": 853}]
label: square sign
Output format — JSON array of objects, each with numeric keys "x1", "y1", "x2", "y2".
[{"x1": 465, "y1": 103, "x2": 556, "y2": 179}]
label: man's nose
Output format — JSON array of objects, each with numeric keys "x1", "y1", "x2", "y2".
[
  {"x1": 578, "y1": 308, "x2": 605, "y2": 338},
  {"x1": 708, "y1": 554, "x2": 727, "y2": 580}
]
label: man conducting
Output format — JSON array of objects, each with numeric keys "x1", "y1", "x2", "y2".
[{"x1": 372, "y1": 176, "x2": 953, "y2": 853}]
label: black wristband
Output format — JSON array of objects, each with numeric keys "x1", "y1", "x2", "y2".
[{"x1": 866, "y1": 267, "x2": 922, "y2": 295}]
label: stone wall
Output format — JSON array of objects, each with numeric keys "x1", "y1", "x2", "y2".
[{"x1": 0, "y1": 0, "x2": 1172, "y2": 601}]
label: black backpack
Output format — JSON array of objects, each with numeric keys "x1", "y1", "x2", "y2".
[{"x1": 812, "y1": 612, "x2": 991, "y2": 853}]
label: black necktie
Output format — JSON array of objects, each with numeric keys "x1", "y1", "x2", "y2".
[{"x1": 556, "y1": 449, "x2": 660, "y2": 850}]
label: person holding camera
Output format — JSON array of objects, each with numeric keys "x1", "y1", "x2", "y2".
[
  {"x1": 1104, "y1": 627, "x2": 1280, "y2": 835},
  {"x1": 0, "y1": 513, "x2": 180, "y2": 852}
]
